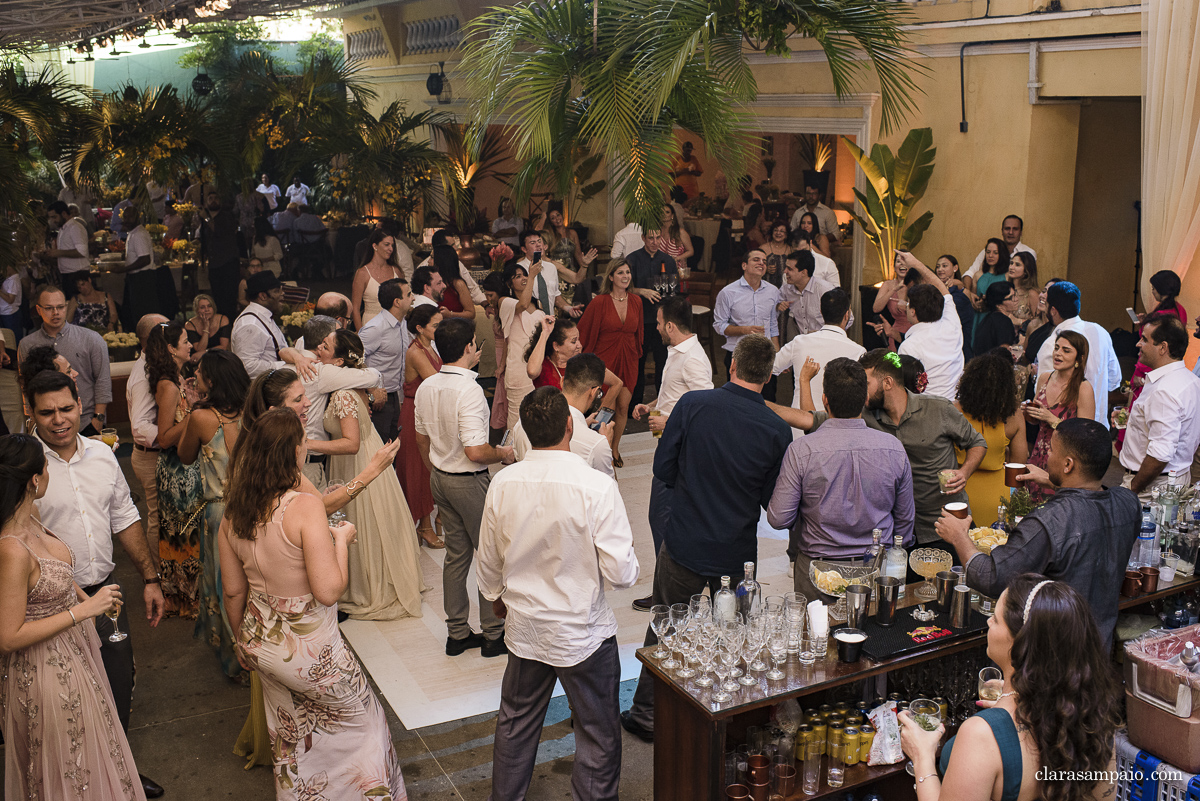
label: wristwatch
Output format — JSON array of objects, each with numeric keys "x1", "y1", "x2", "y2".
[{"x1": 144, "y1": 573, "x2": 162, "y2": 585}]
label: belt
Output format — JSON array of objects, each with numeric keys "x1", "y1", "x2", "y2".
[
  {"x1": 434, "y1": 466, "x2": 487, "y2": 477},
  {"x1": 82, "y1": 572, "x2": 115, "y2": 596},
  {"x1": 1125, "y1": 468, "x2": 1169, "y2": 477},
  {"x1": 306, "y1": 453, "x2": 328, "y2": 464},
  {"x1": 134, "y1": 443, "x2": 160, "y2": 452}
]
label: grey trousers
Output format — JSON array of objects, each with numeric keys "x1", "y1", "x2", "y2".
[
  {"x1": 369, "y1": 392, "x2": 401, "y2": 443},
  {"x1": 429, "y1": 467, "x2": 503, "y2": 640},
  {"x1": 489, "y1": 637, "x2": 622, "y2": 801},
  {"x1": 626, "y1": 547, "x2": 724, "y2": 729}
]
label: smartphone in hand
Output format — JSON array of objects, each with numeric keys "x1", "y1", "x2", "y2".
[{"x1": 590, "y1": 407, "x2": 615, "y2": 431}]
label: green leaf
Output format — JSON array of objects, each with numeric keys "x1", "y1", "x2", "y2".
[
  {"x1": 900, "y1": 210, "x2": 934, "y2": 250},
  {"x1": 890, "y1": 127, "x2": 935, "y2": 205}
]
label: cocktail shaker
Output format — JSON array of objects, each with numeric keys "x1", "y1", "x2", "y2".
[{"x1": 949, "y1": 584, "x2": 970, "y2": 628}]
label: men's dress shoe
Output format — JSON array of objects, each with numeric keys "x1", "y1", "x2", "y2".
[
  {"x1": 481, "y1": 635, "x2": 509, "y2": 658},
  {"x1": 620, "y1": 711, "x2": 654, "y2": 743},
  {"x1": 140, "y1": 774, "x2": 165, "y2": 799},
  {"x1": 446, "y1": 632, "x2": 485, "y2": 656},
  {"x1": 632, "y1": 595, "x2": 654, "y2": 612}
]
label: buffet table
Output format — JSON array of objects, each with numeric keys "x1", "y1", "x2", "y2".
[{"x1": 641, "y1": 573, "x2": 1200, "y2": 801}]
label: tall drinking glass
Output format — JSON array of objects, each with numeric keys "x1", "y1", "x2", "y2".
[{"x1": 650, "y1": 605, "x2": 671, "y2": 659}]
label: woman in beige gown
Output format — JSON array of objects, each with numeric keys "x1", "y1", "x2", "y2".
[{"x1": 318, "y1": 329, "x2": 424, "y2": 620}]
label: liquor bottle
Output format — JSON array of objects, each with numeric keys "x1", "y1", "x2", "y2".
[
  {"x1": 885, "y1": 535, "x2": 907, "y2": 598},
  {"x1": 864, "y1": 529, "x2": 885, "y2": 574},
  {"x1": 992, "y1": 505, "x2": 1008, "y2": 533},
  {"x1": 736, "y1": 562, "x2": 761, "y2": 619},
  {"x1": 714, "y1": 576, "x2": 738, "y2": 623}
]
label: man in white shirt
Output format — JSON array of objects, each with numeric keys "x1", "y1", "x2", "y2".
[
  {"x1": 256, "y1": 173, "x2": 281, "y2": 210},
  {"x1": 27, "y1": 369, "x2": 166, "y2": 799},
  {"x1": 513, "y1": 353, "x2": 617, "y2": 476},
  {"x1": 230, "y1": 271, "x2": 313, "y2": 379},
  {"x1": 285, "y1": 177, "x2": 311, "y2": 207},
  {"x1": 127, "y1": 313, "x2": 168, "y2": 556},
  {"x1": 793, "y1": 231, "x2": 840, "y2": 286},
  {"x1": 38, "y1": 201, "x2": 91, "y2": 298},
  {"x1": 610, "y1": 221, "x2": 645, "y2": 261},
  {"x1": 478, "y1": 386, "x2": 639, "y2": 801},
  {"x1": 894, "y1": 253, "x2": 964, "y2": 400},
  {"x1": 359, "y1": 278, "x2": 414, "y2": 442},
  {"x1": 779, "y1": 251, "x2": 842, "y2": 336},
  {"x1": 414, "y1": 318, "x2": 516, "y2": 657},
  {"x1": 517, "y1": 230, "x2": 583, "y2": 318},
  {"x1": 774, "y1": 287, "x2": 865, "y2": 413},
  {"x1": 965, "y1": 215, "x2": 1035, "y2": 280},
  {"x1": 630, "y1": 297, "x2": 714, "y2": 609},
  {"x1": 119, "y1": 205, "x2": 178, "y2": 325},
  {"x1": 788, "y1": 184, "x2": 842, "y2": 243},
  {"x1": 1035, "y1": 281, "x2": 1122, "y2": 429},
  {"x1": 1118, "y1": 315, "x2": 1200, "y2": 500},
  {"x1": 295, "y1": 315, "x2": 386, "y2": 489}
]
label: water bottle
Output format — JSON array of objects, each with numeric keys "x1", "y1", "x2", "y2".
[
  {"x1": 885, "y1": 535, "x2": 907, "y2": 598},
  {"x1": 735, "y1": 562, "x2": 761, "y2": 619},
  {"x1": 1131, "y1": 507, "x2": 1156, "y2": 569},
  {"x1": 714, "y1": 576, "x2": 737, "y2": 624}
]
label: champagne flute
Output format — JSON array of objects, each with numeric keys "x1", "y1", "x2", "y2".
[{"x1": 106, "y1": 587, "x2": 127, "y2": 643}]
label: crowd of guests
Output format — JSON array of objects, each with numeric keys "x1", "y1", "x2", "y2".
[{"x1": 0, "y1": 189, "x2": 1193, "y2": 801}]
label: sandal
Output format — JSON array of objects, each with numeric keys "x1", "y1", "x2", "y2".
[
  {"x1": 612, "y1": 453, "x2": 624, "y2": 469},
  {"x1": 417, "y1": 527, "x2": 446, "y2": 549}
]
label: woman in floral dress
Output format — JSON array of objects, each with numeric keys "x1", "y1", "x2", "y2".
[
  {"x1": 148, "y1": 321, "x2": 204, "y2": 618},
  {"x1": 178, "y1": 350, "x2": 250, "y2": 679},
  {"x1": 219, "y1": 408, "x2": 406, "y2": 800}
]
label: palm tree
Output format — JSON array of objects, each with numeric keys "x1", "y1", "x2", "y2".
[
  {"x1": 0, "y1": 64, "x2": 89, "y2": 268},
  {"x1": 71, "y1": 84, "x2": 229, "y2": 212},
  {"x1": 460, "y1": 0, "x2": 922, "y2": 228},
  {"x1": 431, "y1": 122, "x2": 512, "y2": 233}
]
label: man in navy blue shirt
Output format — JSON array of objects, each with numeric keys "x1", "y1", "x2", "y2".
[{"x1": 621, "y1": 334, "x2": 793, "y2": 742}]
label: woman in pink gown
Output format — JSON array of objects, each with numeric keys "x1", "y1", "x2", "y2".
[
  {"x1": 0, "y1": 434, "x2": 145, "y2": 801},
  {"x1": 220, "y1": 410, "x2": 406, "y2": 801}
]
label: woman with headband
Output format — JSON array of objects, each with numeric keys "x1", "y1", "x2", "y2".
[{"x1": 899, "y1": 574, "x2": 1121, "y2": 801}]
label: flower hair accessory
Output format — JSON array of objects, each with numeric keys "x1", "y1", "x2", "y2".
[
  {"x1": 1022, "y1": 580, "x2": 1052, "y2": 623},
  {"x1": 883, "y1": 352, "x2": 902, "y2": 369},
  {"x1": 915, "y1": 371, "x2": 929, "y2": 394}
]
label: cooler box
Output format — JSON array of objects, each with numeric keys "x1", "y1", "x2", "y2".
[{"x1": 1125, "y1": 625, "x2": 1200, "y2": 773}]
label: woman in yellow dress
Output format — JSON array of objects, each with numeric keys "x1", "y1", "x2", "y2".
[{"x1": 954, "y1": 350, "x2": 1028, "y2": 527}]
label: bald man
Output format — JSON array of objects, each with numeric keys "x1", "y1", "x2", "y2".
[
  {"x1": 315, "y1": 292, "x2": 352, "y2": 328},
  {"x1": 128, "y1": 313, "x2": 169, "y2": 556}
]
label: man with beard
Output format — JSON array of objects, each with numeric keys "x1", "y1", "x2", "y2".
[{"x1": 935, "y1": 418, "x2": 1138, "y2": 650}]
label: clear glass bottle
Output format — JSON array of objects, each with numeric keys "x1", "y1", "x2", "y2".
[
  {"x1": 992, "y1": 504, "x2": 1009, "y2": 532},
  {"x1": 735, "y1": 562, "x2": 761, "y2": 619},
  {"x1": 714, "y1": 576, "x2": 737, "y2": 624},
  {"x1": 885, "y1": 534, "x2": 907, "y2": 598},
  {"x1": 864, "y1": 529, "x2": 885, "y2": 572}
]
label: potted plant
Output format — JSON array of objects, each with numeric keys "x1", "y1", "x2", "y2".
[
  {"x1": 798, "y1": 134, "x2": 834, "y2": 196},
  {"x1": 843, "y1": 127, "x2": 935, "y2": 281},
  {"x1": 103, "y1": 331, "x2": 140, "y2": 363}
]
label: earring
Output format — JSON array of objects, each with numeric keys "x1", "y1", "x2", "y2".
[{"x1": 32, "y1": 480, "x2": 39, "y2": 492}]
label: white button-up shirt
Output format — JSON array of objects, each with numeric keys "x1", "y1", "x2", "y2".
[
  {"x1": 965, "y1": 241, "x2": 1035, "y2": 280},
  {"x1": 1119, "y1": 361, "x2": 1200, "y2": 475},
  {"x1": 1035, "y1": 315, "x2": 1122, "y2": 429},
  {"x1": 610, "y1": 223, "x2": 645, "y2": 261},
  {"x1": 230, "y1": 302, "x2": 288, "y2": 379},
  {"x1": 125, "y1": 225, "x2": 155, "y2": 273},
  {"x1": 812, "y1": 251, "x2": 840, "y2": 287},
  {"x1": 513, "y1": 405, "x2": 615, "y2": 477},
  {"x1": 414, "y1": 365, "x2": 490, "y2": 473},
  {"x1": 657, "y1": 335, "x2": 713, "y2": 416},
  {"x1": 898, "y1": 294, "x2": 965, "y2": 401},
  {"x1": 35, "y1": 433, "x2": 141, "y2": 587},
  {"x1": 714, "y1": 276, "x2": 782, "y2": 352},
  {"x1": 56, "y1": 217, "x2": 90, "y2": 275},
  {"x1": 517, "y1": 257, "x2": 563, "y2": 311},
  {"x1": 774, "y1": 325, "x2": 867, "y2": 412},
  {"x1": 126, "y1": 354, "x2": 158, "y2": 447},
  {"x1": 359, "y1": 309, "x2": 407, "y2": 394},
  {"x1": 477, "y1": 449, "x2": 639, "y2": 667}
]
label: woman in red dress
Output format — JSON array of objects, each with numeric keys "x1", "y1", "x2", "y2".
[
  {"x1": 525, "y1": 317, "x2": 580, "y2": 390},
  {"x1": 398, "y1": 304, "x2": 445, "y2": 548},
  {"x1": 578, "y1": 261, "x2": 642, "y2": 466},
  {"x1": 433, "y1": 244, "x2": 475, "y2": 320}
]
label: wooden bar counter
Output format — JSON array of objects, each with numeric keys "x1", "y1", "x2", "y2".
[{"x1": 637, "y1": 573, "x2": 1200, "y2": 801}]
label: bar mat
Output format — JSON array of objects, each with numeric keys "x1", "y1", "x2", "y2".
[{"x1": 851, "y1": 605, "x2": 989, "y2": 661}]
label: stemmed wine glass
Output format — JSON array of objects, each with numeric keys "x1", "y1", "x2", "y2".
[
  {"x1": 661, "y1": 604, "x2": 688, "y2": 670},
  {"x1": 746, "y1": 614, "x2": 770, "y2": 673},
  {"x1": 650, "y1": 605, "x2": 672, "y2": 659},
  {"x1": 105, "y1": 585, "x2": 127, "y2": 643},
  {"x1": 739, "y1": 617, "x2": 764, "y2": 685},
  {"x1": 711, "y1": 642, "x2": 733, "y2": 704},
  {"x1": 766, "y1": 627, "x2": 789, "y2": 681},
  {"x1": 720, "y1": 621, "x2": 745, "y2": 693},
  {"x1": 693, "y1": 622, "x2": 716, "y2": 688},
  {"x1": 325, "y1": 482, "x2": 348, "y2": 529},
  {"x1": 674, "y1": 620, "x2": 697, "y2": 680}
]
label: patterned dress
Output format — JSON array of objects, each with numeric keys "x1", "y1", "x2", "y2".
[
  {"x1": 1027, "y1": 382, "x2": 1078, "y2": 504},
  {"x1": 0, "y1": 532, "x2": 147, "y2": 801},
  {"x1": 228, "y1": 491, "x2": 407, "y2": 801},
  {"x1": 194, "y1": 413, "x2": 245, "y2": 680},
  {"x1": 157, "y1": 391, "x2": 204, "y2": 619},
  {"x1": 72, "y1": 297, "x2": 112, "y2": 331}
]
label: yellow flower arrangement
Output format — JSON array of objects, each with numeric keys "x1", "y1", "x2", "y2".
[
  {"x1": 174, "y1": 202, "x2": 198, "y2": 215},
  {"x1": 281, "y1": 309, "x2": 313, "y2": 328},
  {"x1": 103, "y1": 331, "x2": 139, "y2": 347},
  {"x1": 171, "y1": 239, "x2": 190, "y2": 252}
]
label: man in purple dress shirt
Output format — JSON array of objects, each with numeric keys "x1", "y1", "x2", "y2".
[{"x1": 767, "y1": 357, "x2": 915, "y2": 601}]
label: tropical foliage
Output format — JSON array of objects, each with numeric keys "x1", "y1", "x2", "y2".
[
  {"x1": 459, "y1": 0, "x2": 922, "y2": 229},
  {"x1": 432, "y1": 123, "x2": 512, "y2": 233},
  {"x1": 842, "y1": 127, "x2": 936, "y2": 281}
]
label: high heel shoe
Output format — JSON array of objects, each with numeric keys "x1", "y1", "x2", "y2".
[{"x1": 417, "y1": 526, "x2": 445, "y2": 549}]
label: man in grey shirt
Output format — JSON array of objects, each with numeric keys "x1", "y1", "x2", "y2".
[
  {"x1": 936, "y1": 417, "x2": 1139, "y2": 650},
  {"x1": 18, "y1": 285, "x2": 112, "y2": 435}
]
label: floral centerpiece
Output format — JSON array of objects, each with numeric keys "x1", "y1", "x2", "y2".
[
  {"x1": 173, "y1": 201, "x2": 198, "y2": 216},
  {"x1": 488, "y1": 242, "x2": 513, "y2": 272},
  {"x1": 281, "y1": 307, "x2": 314, "y2": 346},
  {"x1": 145, "y1": 223, "x2": 167, "y2": 243},
  {"x1": 103, "y1": 331, "x2": 139, "y2": 362}
]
